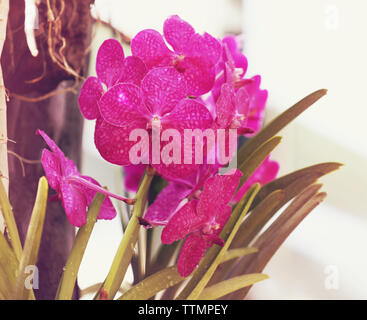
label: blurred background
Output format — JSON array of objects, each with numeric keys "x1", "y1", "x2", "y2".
[{"x1": 78, "y1": 0, "x2": 367, "y2": 299}]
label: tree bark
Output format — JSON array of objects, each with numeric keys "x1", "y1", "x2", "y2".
[{"x1": 2, "y1": 0, "x2": 93, "y2": 299}]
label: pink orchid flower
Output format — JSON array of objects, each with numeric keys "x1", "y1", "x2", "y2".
[
  {"x1": 96, "y1": 66, "x2": 213, "y2": 180},
  {"x1": 131, "y1": 15, "x2": 222, "y2": 96},
  {"x1": 161, "y1": 169, "x2": 242, "y2": 277},
  {"x1": 78, "y1": 38, "x2": 147, "y2": 120},
  {"x1": 141, "y1": 164, "x2": 217, "y2": 227},
  {"x1": 123, "y1": 164, "x2": 147, "y2": 192},
  {"x1": 37, "y1": 130, "x2": 135, "y2": 227},
  {"x1": 234, "y1": 156, "x2": 279, "y2": 202}
]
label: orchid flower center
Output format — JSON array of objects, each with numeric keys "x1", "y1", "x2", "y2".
[
  {"x1": 202, "y1": 218, "x2": 220, "y2": 235},
  {"x1": 147, "y1": 115, "x2": 162, "y2": 130},
  {"x1": 172, "y1": 54, "x2": 186, "y2": 73},
  {"x1": 230, "y1": 112, "x2": 246, "y2": 129}
]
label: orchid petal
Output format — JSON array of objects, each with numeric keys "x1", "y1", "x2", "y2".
[
  {"x1": 119, "y1": 56, "x2": 147, "y2": 86},
  {"x1": 143, "y1": 182, "x2": 192, "y2": 226},
  {"x1": 123, "y1": 164, "x2": 146, "y2": 192},
  {"x1": 161, "y1": 200, "x2": 205, "y2": 244},
  {"x1": 177, "y1": 233, "x2": 209, "y2": 277},
  {"x1": 78, "y1": 77, "x2": 104, "y2": 120},
  {"x1": 41, "y1": 149, "x2": 61, "y2": 192},
  {"x1": 98, "y1": 83, "x2": 145, "y2": 127},
  {"x1": 141, "y1": 67, "x2": 186, "y2": 116},
  {"x1": 60, "y1": 180, "x2": 87, "y2": 227},
  {"x1": 96, "y1": 39, "x2": 125, "y2": 88},
  {"x1": 131, "y1": 29, "x2": 172, "y2": 69},
  {"x1": 197, "y1": 169, "x2": 242, "y2": 219},
  {"x1": 163, "y1": 15, "x2": 195, "y2": 53},
  {"x1": 188, "y1": 32, "x2": 221, "y2": 66}
]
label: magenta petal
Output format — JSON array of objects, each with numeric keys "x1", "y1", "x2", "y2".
[
  {"x1": 143, "y1": 182, "x2": 192, "y2": 226},
  {"x1": 163, "y1": 15, "x2": 195, "y2": 53},
  {"x1": 197, "y1": 169, "x2": 242, "y2": 219},
  {"x1": 60, "y1": 180, "x2": 87, "y2": 227},
  {"x1": 119, "y1": 56, "x2": 147, "y2": 86},
  {"x1": 98, "y1": 83, "x2": 145, "y2": 127},
  {"x1": 216, "y1": 83, "x2": 236, "y2": 128},
  {"x1": 179, "y1": 57, "x2": 215, "y2": 96},
  {"x1": 37, "y1": 129, "x2": 78, "y2": 176},
  {"x1": 96, "y1": 39, "x2": 125, "y2": 88},
  {"x1": 222, "y1": 35, "x2": 248, "y2": 75},
  {"x1": 141, "y1": 67, "x2": 187, "y2": 115},
  {"x1": 131, "y1": 29, "x2": 172, "y2": 69},
  {"x1": 78, "y1": 77, "x2": 104, "y2": 120},
  {"x1": 161, "y1": 200, "x2": 205, "y2": 244},
  {"x1": 177, "y1": 233, "x2": 209, "y2": 277},
  {"x1": 188, "y1": 32, "x2": 221, "y2": 66},
  {"x1": 41, "y1": 149, "x2": 61, "y2": 192},
  {"x1": 78, "y1": 175, "x2": 117, "y2": 220},
  {"x1": 94, "y1": 117, "x2": 147, "y2": 166},
  {"x1": 124, "y1": 164, "x2": 146, "y2": 192}
]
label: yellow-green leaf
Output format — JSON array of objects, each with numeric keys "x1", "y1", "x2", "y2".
[
  {"x1": 118, "y1": 266, "x2": 184, "y2": 300},
  {"x1": 198, "y1": 273, "x2": 269, "y2": 300},
  {"x1": 0, "y1": 178, "x2": 22, "y2": 261},
  {"x1": 14, "y1": 177, "x2": 48, "y2": 300},
  {"x1": 220, "y1": 247, "x2": 258, "y2": 264}
]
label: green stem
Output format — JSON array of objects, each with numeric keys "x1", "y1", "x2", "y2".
[
  {"x1": 95, "y1": 168, "x2": 154, "y2": 300},
  {"x1": 56, "y1": 192, "x2": 106, "y2": 300}
]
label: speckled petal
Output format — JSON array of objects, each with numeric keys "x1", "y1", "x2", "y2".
[
  {"x1": 78, "y1": 175, "x2": 117, "y2": 220},
  {"x1": 119, "y1": 56, "x2": 147, "y2": 86},
  {"x1": 96, "y1": 39, "x2": 125, "y2": 88},
  {"x1": 153, "y1": 99, "x2": 213, "y2": 180},
  {"x1": 188, "y1": 32, "x2": 221, "y2": 66},
  {"x1": 197, "y1": 169, "x2": 242, "y2": 219},
  {"x1": 60, "y1": 180, "x2": 87, "y2": 227},
  {"x1": 131, "y1": 29, "x2": 172, "y2": 69},
  {"x1": 141, "y1": 67, "x2": 187, "y2": 115},
  {"x1": 98, "y1": 83, "x2": 145, "y2": 127},
  {"x1": 215, "y1": 83, "x2": 236, "y2": 128},
  {"x1": 222, "y1": 35, "x2": 248, "y2": 75},
  {"x1": 178, "y1": 56, "x2": 215, "y2": 96},
  {"x1": 163, "y1": 15, "x2": 195, "y2": 53},
  {"x1": 161, "y1": 200, "x2": 205, "y2": 244},
  {"x1": 143, "y1": 182, "x2": 192, "y2": 226},
  {"x1": 41, "y1": 149, "x2": 61, "y2": 192},
  {"x1": 78, "y1": 76, "x2": 104, "y2": 120},
  {"x1": 177, "y1": 233, "x2": 209, "y2": 277},
  {"x1": 123, "y1": 164, "x2": 146, "y2": 192},
  {"x1": 94, "y1": 117, "x2": 147, "y2": 166}
]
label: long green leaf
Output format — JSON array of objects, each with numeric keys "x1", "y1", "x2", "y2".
[
  {"x1": 238, "y1": 136, "x2": 282, "y2": 188},
  {"x1": 96, "y1": 169, "x2": 154, "y2": 300},
  {"x1": 226, "y1": 185, "x2": 327, "y2": 299},
  {"x1": 198, "y1": 273, "x2": 269, "y2": 300},
  {"x1": 220, "y1": 247, "x2": 258, "y2": 264},
  {"x1": 237, "y1": 89, "x2": 327, "y2": 165},
  {"x1": 0, "y1": 178, "x2": 22, "y2": 261},
  {"x1": 177, "y1": 183, "x2": 261, "y2": 300},
  {"x1": 13, "y1": 177, "x2": 48, "y2": 300},
  {"x1": 56, "y1": 192, "x2": 106, "y2": 300},
  {"x1": 118, "y1": 266, "x2": 184, "y2": 300},
  {"x1": 251, "y1": 162, "x2": 342, "y2": 210}
]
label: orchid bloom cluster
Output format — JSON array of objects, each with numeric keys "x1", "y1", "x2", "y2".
[{"x1": 38, "y1": 15, "x2": 279, "y2": 276}]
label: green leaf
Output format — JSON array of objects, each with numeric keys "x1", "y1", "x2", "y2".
[
  {"x1": 226, "y1": 184, "x2": 327, "y2": 299},
  {"x1": 0, "y1": 178, "x2": 23, "y2": 261},
  {"x1": 251, "y1": 162, "x2": 342, "y2": 209},
  {"x1": 238, "y1": 136, "x2": 282, "y2": 189},
  {"x1": 56, "y1": 192, "x2": 106, "y2": 300},
  {"x1": 176, "y1": 183, "x2": 261, "y2": 300},
  {"x1": 13, "y1": 177, "x2": 48, "y2": 300},
  {"x1": 220, "y1": 247, "x2": 258, "y2": 264},
  {"x1": 0, "y1": 226, "x2": 18, "y2": 298},
  {"x1": 237, "y1": 89, "x2": 327, "y2": 165},
  {"x1": 117, "y1": 266, "x2": 184, "y2": 300},
  {"x1": 96, "y1": 168, "x2": 154, "y2": 300},
  {"x1": 198, "y1": 273, "x2": 269, "y2": 300}
]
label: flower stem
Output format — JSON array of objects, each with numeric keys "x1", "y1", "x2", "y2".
[
  {"x1": 56, "y1": 192, "x2": 106, "y2": 300},
  {"x1": 95, "y1": 168, "x2": 154, "y2": 300},
  {"x1": 67, "y1": 175, "x2": 136, "y2": 205}
]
